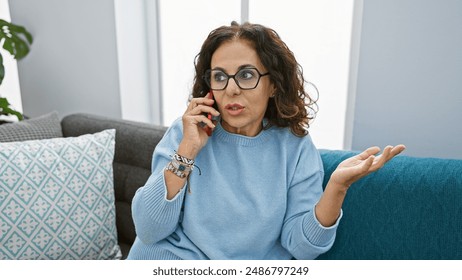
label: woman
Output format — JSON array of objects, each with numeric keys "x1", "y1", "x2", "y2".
[{"x1": 127, "y1": 22, "x2": 405, "y2": 260}]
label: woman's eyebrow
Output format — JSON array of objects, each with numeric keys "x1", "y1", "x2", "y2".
[
  {"x1": 237, "y1": 64, "x2": 256, "y2": 70},
  {"x1": 211, "y1": 64, "x2": 257, "y2": 73},
  {"x1": 211, "y1": 66, "x2": 226, "y2": 72}
]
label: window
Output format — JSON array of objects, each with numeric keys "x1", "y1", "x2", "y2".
[
  {"x1": 158, "y1": 0, "x2": 354, "y2": 149},
  {"x1": 249, "y1": 0, "x2": 355, "y2": 149},
  {"x1": 158, "y1": 0, "x2": 240, "y2": 125}
]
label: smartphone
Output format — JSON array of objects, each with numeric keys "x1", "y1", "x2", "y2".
[{"x1": 204, "y1": 90, "x2": 214, "y2": 136}]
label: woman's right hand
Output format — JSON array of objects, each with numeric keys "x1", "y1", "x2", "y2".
[{"x1": 178, "y1": 92, "x2": 220, "y2": 159}]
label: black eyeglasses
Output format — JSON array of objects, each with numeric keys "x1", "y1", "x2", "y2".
[{"x1": 203, "y1": 67, "x2": 270, "y2": 90}]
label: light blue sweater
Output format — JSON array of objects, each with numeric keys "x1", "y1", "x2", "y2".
[{"x1": 127, "y1": 119, "x2": 341, "y2": 260}]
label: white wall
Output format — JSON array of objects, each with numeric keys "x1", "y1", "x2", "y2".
[
  {"x1": 9, "y1": 0, "x2": 122, "y2": 119},
  {"x1": 351, "y1": 0, "x2": 462, "y2": 159},
  {"x1": 114, "y1": 0, "x2": 162, "y2": 124},
  {"x1": 114, "y1": 0, "x2": 151, "y2": 123}
]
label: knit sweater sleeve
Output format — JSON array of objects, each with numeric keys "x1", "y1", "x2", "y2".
[
  {"x1": 280, "y1": 136, "x2": 342, "y2": 259},
  {"x1": 131, "y1": 119, "x2": 187, "y2": 245}
]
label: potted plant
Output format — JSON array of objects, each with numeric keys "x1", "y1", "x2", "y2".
[{"x1": 0, "y1": 18, "x2": 33, "y2": 122}]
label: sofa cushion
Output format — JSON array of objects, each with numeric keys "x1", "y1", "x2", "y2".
[
  {"x1": 317, "y1": 149, "x2": 462, "y2": 259},
  {"x1": 61, "y1": 113, "x2": 168, "y2": 258},
  {"x1": 0, "y1": 129, "x2": 121, "y2": 260},
  {"x1": 0, "y1": 112, "x2": 63, "y2": 142}
]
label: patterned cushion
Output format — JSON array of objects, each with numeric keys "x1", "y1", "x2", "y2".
[
  {"x1": 0, "y1": 112, "x2": 63, "y2": 142},
  {"x1": 0, "y1": 129, "x2": 121, "y2": 260}
]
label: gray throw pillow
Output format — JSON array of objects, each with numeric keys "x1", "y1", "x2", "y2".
[{"x1": 0, "y1": 112, "x2": 63, "y2": 142}]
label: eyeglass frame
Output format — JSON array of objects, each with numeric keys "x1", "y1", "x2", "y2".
[{"x1": 203, "y1": 67, "x2": 270, "y2": 90}]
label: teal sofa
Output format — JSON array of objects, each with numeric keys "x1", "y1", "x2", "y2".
[
  {"x1": 62, "y1": 114, "x2": 462, "y2": 259},
  {"x1": 317, "y1": 150, "x2": 462, "y2": 259}
]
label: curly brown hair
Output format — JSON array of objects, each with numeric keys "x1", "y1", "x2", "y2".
[{"x1": 192, "y1": 21, "x2": 318, "y2": 137}]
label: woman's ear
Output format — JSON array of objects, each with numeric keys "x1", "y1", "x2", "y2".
[{"x1": 270, "y1": 86, "x2": 277, "y2": 98}]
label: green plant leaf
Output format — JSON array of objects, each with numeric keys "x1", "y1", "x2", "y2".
[
  {"x1": 8, "y1": 22, "x2": 33, "y2": 44},
  {"x1": 0, "y1": 19, "x2": 31, "y2": 121},
  {"x1": 0, "y1": 97, "x2": 23, "y2": 120},
  {"x1": 0, "y1": 19, "x2": 33, "y2": 60}
]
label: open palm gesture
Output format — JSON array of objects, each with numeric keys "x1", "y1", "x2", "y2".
[
  {"x1": 330, "y1": 145, "x2": 406, "y2": 188},
  {"x1": 315, "y1": 144, "x2": 406, "y2": 227}
]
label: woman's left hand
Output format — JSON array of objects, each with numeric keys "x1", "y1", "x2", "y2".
[
  {"x1": 330, "y1": 145, "x2": 406, "y2": 190},
  {"x1": 315, "y1": 144, "x2": 406, "y2": 227}
]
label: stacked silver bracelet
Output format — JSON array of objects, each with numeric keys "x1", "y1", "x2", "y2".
[
  {"x1": 165, "y1": 151, "x2": 201, "y2": 194},
  {"x1": 166, "y1": 152, "x2": 195, "y2": 179}
]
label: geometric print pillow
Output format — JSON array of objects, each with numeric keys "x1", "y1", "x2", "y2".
[{"x1": 0, "y1": 129, "x2": 122, "y2": 259}]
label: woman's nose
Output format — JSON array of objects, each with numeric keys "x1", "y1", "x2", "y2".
[{"x1": 225, "y1": 77, "x2": 241, "y2": 96}]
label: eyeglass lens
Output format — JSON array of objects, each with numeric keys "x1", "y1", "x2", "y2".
[{"x1": 208, "y1": 68, "x2": 262, "y2": 90}]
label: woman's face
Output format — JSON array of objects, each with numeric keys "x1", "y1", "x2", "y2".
[{"x1": 210, "y1": 39, "x2": 274, "y2": 137}]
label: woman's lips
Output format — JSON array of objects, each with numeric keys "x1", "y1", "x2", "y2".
[{"x1": 225, "y1": 103, "x2": 245, "y2": 116}]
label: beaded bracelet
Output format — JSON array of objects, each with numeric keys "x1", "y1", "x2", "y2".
[
  {"x1": 173, "y1": 151, "x2": 195, "y2": 166},
  {"x1": 166, "y1": 161, "x2": 188, "y2": 178},
  {"x1": 166, "y1": 152, "x2": 201, "y2": 194},
  {"x1": 171, "y1": 158, "x2": 193, "y2": 172},
  {"x1": 165, "y1": 160, "x2": 194, "y2": 193}
]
